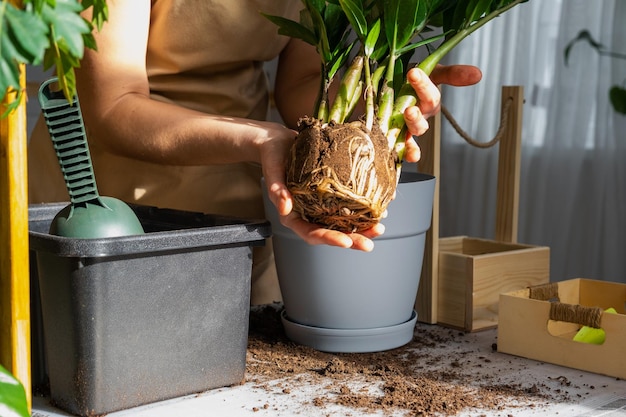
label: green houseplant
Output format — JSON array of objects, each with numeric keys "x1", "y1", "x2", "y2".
[
  {"x1": 262, "y1": 0, "x2": 529, "y2": 352},
  {"x1": 0, "y1": 364, "x2": 29, "y2": 417},
  {"x1": 0, "y1": 0, "x2": 108, "y2": 116},
  {"x1": 0, "y1": 1, "x2": 108, "y2": 411},
  {"x1": 264, "y1": 0, "x2": 527, "y2": 232}
]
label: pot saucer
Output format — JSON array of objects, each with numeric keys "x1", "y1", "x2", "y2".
[{"x1": 280, "y1": 310, "x2": 417, "y2": 353}]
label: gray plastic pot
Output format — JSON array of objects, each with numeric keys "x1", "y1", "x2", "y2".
[{"x1": 263, "y1": 171, "x2": 435, "y2": 352}]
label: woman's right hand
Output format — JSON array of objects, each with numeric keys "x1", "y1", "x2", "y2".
[{"x1": 258, "y1": 126, "x2": 383, "y2": 252}]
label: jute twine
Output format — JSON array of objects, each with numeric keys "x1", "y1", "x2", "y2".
[
  {"x1": 550, "y1": 302, "x2": 603, "y2": 329},
  {"x1": 529, "y1": 282, "x2": 559, "y2": 301},
  {"x1": 441, "y1": 96, "x2": 514, "y2": 148},
  {"x1": 529, "y1": 282, "x2": 604, "y2": 328}
]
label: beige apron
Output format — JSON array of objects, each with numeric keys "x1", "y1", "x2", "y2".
[{"x1": 28, "y1": 0, "x2": 301, "y2": 305}]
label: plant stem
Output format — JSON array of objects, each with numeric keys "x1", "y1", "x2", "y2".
[
  {"x1": 328, "y1": 55, "x2": 364, "y2": 123},
  {"x1": 388, "y1": 0, "x2": 526, "y2": 159},
  {"x1": 315, "y1": 64, "x2": 331, "y2": 122},
  {"x1": 377, "y1": 34, "x2": 398, "y2": 136},
  {"x1": 363, "y1": 55, "x2": 375, "y2": 131}
]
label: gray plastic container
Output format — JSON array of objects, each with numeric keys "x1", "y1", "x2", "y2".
[{"x1": 29, "y1": 202, "x2": 270, "y2": 416}]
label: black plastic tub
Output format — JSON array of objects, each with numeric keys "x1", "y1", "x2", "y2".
[{"x1": 29, "y1": 202, "x2": 271, "y2": 416}]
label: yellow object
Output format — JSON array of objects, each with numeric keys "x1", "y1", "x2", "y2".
[
  {"x1": 0, "y1": 61, "x2": 31, "y2": 408},
  {"x1": 573, "y1": 308, "x2": 617, "y2": 345}
]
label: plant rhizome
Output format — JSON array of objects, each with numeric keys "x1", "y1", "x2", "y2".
[{"x1": 265, "y1": 0, "x2": 527, "y2": 233}]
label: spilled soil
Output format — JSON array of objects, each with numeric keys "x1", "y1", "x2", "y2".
[{"x1": 245, "y1": 304, "x2": 591, "y2": 416}]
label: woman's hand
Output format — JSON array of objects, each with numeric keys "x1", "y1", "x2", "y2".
[
  {"x1": 402, "y1": 64, "x2": 482, "y2": 163},
  {"x1": 259, "y1": 126, "x2": 383, "y2": 252},
  {"x1": 264, "y1": 63, "x2": 482, "y2": 251}
]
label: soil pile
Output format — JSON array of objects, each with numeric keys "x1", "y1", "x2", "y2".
[{"x1": 246, "y1": 305, "x2": 576, "y2": 416}]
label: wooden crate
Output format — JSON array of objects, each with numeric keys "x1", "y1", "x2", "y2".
[
  {"x1": 437, "y1": 236, "x2": 549, "y2": 331},
  {"x1": 416, "y1": 86, "x2": 551, "y2": 331},
  {"x1": 499, "y1": 279, "x2": 626, "y2": 379}
]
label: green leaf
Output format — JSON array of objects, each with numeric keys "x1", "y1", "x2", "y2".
[
  {"x1": 82, "y1": 0, "x2": 109, "y2": 31},
  {"x1": 308, "y1": 0, "x2": 326, "y2": 13},
  {"x1": 339, "y1": 0, "x2": 367, "y2": 40},
  {"x1": 0, "y1": 2, "x2": 49, "y2": 96},
  {"x1": 370, "y1": 32, "x2": 389, "y2": 62},
  {"x1": 43, "y1": 38, "x2": 81, "y2": 100},
  {"x1": 83, "y1": 29, "x2": 98, "y2": 52},
  {"x1": 261, "y1": 14, "x2": 318, "y2": 46},
  {"x1": 428, "y1": 0, "x2": 457, "y2": 15},
  {"x1": 0, "y1": 365, "x2": 29, "y2": 417},
  {"x1": 397, "y1": 0, "x2": 428, "y2": 47},
  {"x1": 609, "y1": 85, "x2": 626, "y2": 114},
  {"x1": 324, "y1": 3, "x2": 349, "y2": 51},
  {"x1": 395, "y1": 32, "x2": 446, "y2": 56},
  {"x1": 306, "y1": 3, "x2": 332, "y2": 63},
  {"x1": 1, "y1": 3, "x2": 49, "y2": 63},
  {"x1": 2, "y1": 0, "x2": 109, "y2": 116},
  {"x1": 383, "y1": 0, "x2": 400, "y2": 51},
  {"x1": 466, "y1": 0, "x2": 492, "y2": 24},
  {"x1": 328, "y1": 40, "x2": 354, "y2": 79},
  {"x1": 26, "y1": 0, "x2": 46, "y2": 14},
  {"x1": 392, "y1": 57, "x2": 405, "y2": 93},
  {"x1": 383, "y1": 0, "x2": 428, "y2": 53},
  {"x1": 41, "y1": 0, "x2": 91, "y2": 59},
  {"x1": 364, "y1": 18, "x2": 381, "y2": 56}
]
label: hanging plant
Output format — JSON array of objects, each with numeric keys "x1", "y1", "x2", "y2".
[{"x1": 0, "y1": 0, "x2": 108, "y2": 116}]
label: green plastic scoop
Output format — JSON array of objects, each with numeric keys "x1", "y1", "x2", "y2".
[{"x1": 38, "y1": 78, "x2": 144, "y2": 238}]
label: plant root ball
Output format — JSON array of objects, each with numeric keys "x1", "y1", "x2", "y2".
[{"x1": 286, "y1": 117, "x2": 398, "y2": 233}]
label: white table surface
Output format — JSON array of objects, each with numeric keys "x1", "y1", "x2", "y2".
[{"x1": 32, "y1": 315, "x2": 626, "y2": 417}]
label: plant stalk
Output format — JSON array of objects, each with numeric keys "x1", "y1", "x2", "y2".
[
  {"x1": 314, "y1": 64, "x2": 331, "y2": 122},
  {"x1": 363, "y1": 55, "x2": 375, "y2": 131},
  {"x1": 328, "y1": 55, "x2": 364, "y2": 123},
  {"x1": 389, "y1": 0, "x2": 526, "y2": 160}
]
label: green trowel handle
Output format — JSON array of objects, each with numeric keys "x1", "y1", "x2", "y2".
[
  {"x1": 38, "y1": 78, "x2": 102, "y2": 206},
  {"x1": 38, "y1": 78, "x2": 145, "y2": 238}
]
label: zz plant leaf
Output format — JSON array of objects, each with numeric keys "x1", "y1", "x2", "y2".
[{"x1": 263, "y1": 0, "x2": 352, "y2": 122}]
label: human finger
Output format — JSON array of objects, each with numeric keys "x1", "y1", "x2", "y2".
[
  {"x1": 403, "y1": 104, "x2": 429, "y2": 137},
  {"x1": 406, "y1": 67, "x2": 441, "y2": 119},
  {"x1": 429, "y1": 64, "x2": 482, "y2": 87},
  {"x1": 279, "y1": 211, "x2": 385, "y2": 252},
  {"x1": 402, "y1": 133, "x2": 421, "y2": 163}
]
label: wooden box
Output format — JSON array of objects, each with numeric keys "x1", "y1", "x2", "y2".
[
  {"x1": 437, "y1": 236, "x2": 550, "y2": 331},
  {"x1": 498, "y1": 279, "x2": 626, "y2": 380}
]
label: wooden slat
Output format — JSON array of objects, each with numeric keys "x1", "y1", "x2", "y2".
[
  {"x1": 0, "y1": 61, "x2": 31, "y2": 406},
  {"x1": 415, "y1": 111, "x2": 441, "y2": 324},
  {"x1": 495, "y1": 86, "x2": 524, "y2": 243}
]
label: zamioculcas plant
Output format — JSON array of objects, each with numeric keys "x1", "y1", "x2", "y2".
[
  {"x1": 0, "y1": 0, "x2": 109, "y2": 116},
  {"x1": 264, "y1": 0, "x2": 527, "y2": 232}
]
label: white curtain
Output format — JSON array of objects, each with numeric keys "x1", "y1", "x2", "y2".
[{"x1": 437, "y1": 0, "x2": 626, "y2": 283}]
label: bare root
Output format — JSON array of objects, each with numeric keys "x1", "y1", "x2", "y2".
[{"x1": 286, "y1": 118, "x2": 397, "y2": 233}]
